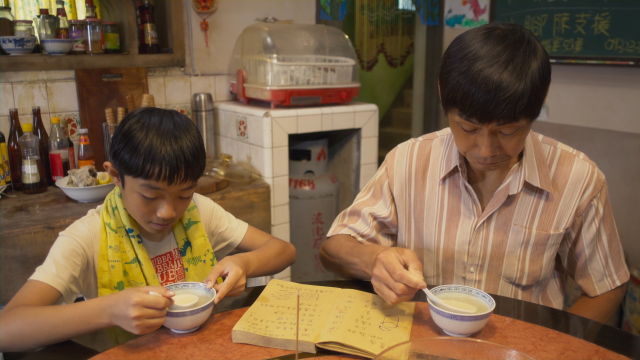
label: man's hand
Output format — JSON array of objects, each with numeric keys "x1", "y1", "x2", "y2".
[
  {"x1": 107, "y1": 286, "x2": 174, "y2": 335},
  {"x1": 205, "y1": 255, "x2": 249, "y2": 304},
  {"x1": 370, "y1": 247, "x2": 426, "y2": 305}
]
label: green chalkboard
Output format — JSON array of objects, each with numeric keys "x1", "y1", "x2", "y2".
[{"x1": 494, "y1": 0, "x2": 640, "y2": 65}]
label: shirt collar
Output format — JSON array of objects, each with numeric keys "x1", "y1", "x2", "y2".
[
  {"x1": 439, "y1": 131, "x2": 554, "y2": 195},
  {"x1": 513, "y1": 131, "x2": 554, "y2": 195}
]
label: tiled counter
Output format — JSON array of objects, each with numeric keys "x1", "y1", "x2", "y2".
[{"x1": 214, "y1": 101, "x2": 379, "y2": 281}]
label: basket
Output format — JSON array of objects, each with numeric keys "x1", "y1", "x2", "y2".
[{"x1": 242, "y1": 55, "x2": 355, "y2": 88}]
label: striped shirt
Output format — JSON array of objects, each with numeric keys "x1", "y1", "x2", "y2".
[{"x1": 328, "y1": 128, "x2": 630, "y2": 309}]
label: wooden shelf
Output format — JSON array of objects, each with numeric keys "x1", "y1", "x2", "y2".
[
  {"x1": 0, "y1": 52, "x2": 183, "y2": 71},
  {"x1": 0, "y1": 0, "x2": 185, "y2": 72}
]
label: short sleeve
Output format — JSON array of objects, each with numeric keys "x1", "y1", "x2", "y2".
[
  {"x1": 29, "y1": 216, "x2": 97, "y2": 305},
  {"x1": 562, "y1": 183, "x2": 630, "y2": 297},
  {"x1": 193, "y1": 194, "x2": 249, "y2": 259},
  {"x1": 327, "y1": 156, "x2": 398, "y2": 247}
]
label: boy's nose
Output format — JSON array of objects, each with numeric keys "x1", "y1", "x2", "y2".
[{"x1": 157, "y1": 202, "x2": 176, "y2": 220}]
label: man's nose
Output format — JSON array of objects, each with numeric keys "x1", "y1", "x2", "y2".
[{"x1": 477, "y1": 132, "x2": 499, "y2": 158}]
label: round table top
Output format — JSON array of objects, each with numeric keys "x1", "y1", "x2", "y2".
[{"x1": 90, "y1": 280, "x2": 640, "y2": 360}]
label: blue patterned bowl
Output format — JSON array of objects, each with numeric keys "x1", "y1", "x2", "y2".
[
  {"x1": 41, "y1": 39, "x2": 73, "y2": 55},
  {"x1": 0, "y1": 36, "x2": 36, "y2": 55},
  {"x1": 164, "y1": 282, "x2": 216, "y2": 333},
  {"x1": 427, "y1": 285, "x2": 495, "y2": 337}
]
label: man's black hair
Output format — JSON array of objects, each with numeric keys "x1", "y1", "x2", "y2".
[
  {"x1": 109, "y1": 107, "x2": 205, "y2": 187},
  {"x1": 439, "y1": 22, "x2": 551, "y2": 125}
]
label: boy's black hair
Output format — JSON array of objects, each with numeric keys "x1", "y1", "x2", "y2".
[
  {"x1": 439, "y1": 22, "x2": 551, "y2": 125},
  {"x1": 109, "y1": 107, "x2": 205, "y2": 187}
]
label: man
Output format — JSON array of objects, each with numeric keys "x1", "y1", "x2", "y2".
[{"x1": 320, "y1": 22, "x2": 629, "y2": 323}]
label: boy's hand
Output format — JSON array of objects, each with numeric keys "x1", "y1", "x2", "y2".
[
  {"x1": 370, "y1": 247, "x2": 426, "y2": 305},
  {"x1": 108, "y1": 286, "x2": 174, "y2": 335},
  {"x1": 205, "y1": 256, "x2": 248, "y2": 304}
]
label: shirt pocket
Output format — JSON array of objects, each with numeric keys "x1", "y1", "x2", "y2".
[{"x1": 498, "y1": 225, "x2": 565, "y2": 287}]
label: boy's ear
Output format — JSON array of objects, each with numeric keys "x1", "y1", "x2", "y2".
[{"x1": 103, "y1": 162, "x2": 122, "y2": 187}]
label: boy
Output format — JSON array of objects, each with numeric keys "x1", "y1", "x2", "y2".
[
  {"x1": 0, "y1": 108, "x2": 296, "y2": 352},
  {"x1": 320, "y1": 22, "x2": 629, "y2": 323}
]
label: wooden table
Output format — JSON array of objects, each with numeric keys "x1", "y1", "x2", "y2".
[
  {"x1": 0, "y1": 180, "x2": 271, "y2": 304},
  {"x1": 88, "y1": 281, "x2": 639, "y2": 360}
]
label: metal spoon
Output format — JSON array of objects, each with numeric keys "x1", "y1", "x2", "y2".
[{"x1": 422, "y1": 288, "x2": 476, "y2": 314}]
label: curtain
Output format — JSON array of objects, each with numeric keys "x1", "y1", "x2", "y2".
[
  {"x1": 354, "y1": 0, "x2": 415, "y2": 70},
  {"x1": 9, "y1": 0, "x2": 100, "y2": 21}
]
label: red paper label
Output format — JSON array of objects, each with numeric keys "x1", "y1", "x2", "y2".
[{"x1": 49, "y1": 152, "x2": 64, "y2": 181}]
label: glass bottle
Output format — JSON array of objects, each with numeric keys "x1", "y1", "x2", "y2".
[
  {"x1": 77, "y1": 128, "x2": 95, "y2": 168},
  {"x1": 138, "y1": 0, "x2": 159, "y2": 54},
  {"x1": 69, "y1": 20, "x2": 85, "y2": 54},
  {"x1": 61, "y1": 119, "x2": 76, "y2": 170},
  {"x1": 19, "y1": 123, "x2": 47, "y2": 194},
  {"x1": 8, "y1": 108, "x2": 23, "y2": 191},
  {"x1": 84, "y1": 0, "x2": 96, "y2": 19},
  {"x1": 84, "y1": 18, "x2": 103, "y2": 54},
  {"x1": 55, "y1": 0, "x2": 69, "y2": 39},
  {"x1": 0, "y1": 131, "x2": 12, "y2": 190},
  {"x1": 102, "y1": 21, "x2": 120, "y2": 53},
  {"x1": 32, "y1": 106, "x2": 53, "y2": 185},
  {"x1": 48, "y1": 117, "x2": 71, "y2": 182}
]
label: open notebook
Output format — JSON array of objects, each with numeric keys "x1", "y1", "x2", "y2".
[{"x1": 232, "y1": 279, "x2": 415, "y2": 358}]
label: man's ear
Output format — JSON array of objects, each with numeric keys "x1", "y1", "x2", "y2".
[{"x1": 103, "y1": 162, "x2": 122, "y2": 187}]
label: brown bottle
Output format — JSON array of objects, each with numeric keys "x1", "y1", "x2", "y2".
[
  {"x1": 138, "y1": 0, "x2": 159, "y2": 54},
  {"x1": 32, "y1": 106, "x2": 53, "y2": 185},
  {"x1": 7, "y1": 108, "x2": 23, "y2": 191}
]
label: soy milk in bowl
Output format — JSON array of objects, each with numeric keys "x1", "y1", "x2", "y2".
[{"x1": 427, "y1": 285, "x2": 495, "y2": 337}]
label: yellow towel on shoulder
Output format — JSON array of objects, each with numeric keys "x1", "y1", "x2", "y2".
[{"x1": 97, "y1": 186, "x2": 220, "y2": 345}]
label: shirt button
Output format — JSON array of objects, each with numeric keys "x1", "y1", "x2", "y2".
[{"x1": 470, "y1": 267, "x2": 475, "y2": 273}]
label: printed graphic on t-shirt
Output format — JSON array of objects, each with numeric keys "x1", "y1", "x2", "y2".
[{"x1": 150, "y1": 248, "x2": 185, "y2": 286}]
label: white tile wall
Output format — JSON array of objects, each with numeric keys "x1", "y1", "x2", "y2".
[
  {"x1": 147, "y1": 77, "x2": 167, "y2": 107},
  {"x1": 361, "y1": 137, "x2": 379, "y2": 165},
  {"x1": 1, "y1": 83, "x2": 15, "y2": 115},
  {"x1": 1, "y1": 69, "x2": 231, "y2": 138},
  {"x1": 46, "y1": 81, "x2": 78, "y2": 113},
  {"x1": 13, "y1": 82, "x2": 49, "y2": 115},
  {"x1": 272, "y1": 146, "x2": 289, "y2": 178},
  {"x1": 190, "y1": 75, "x2": 217, "y2": 97},
  {"x1": 0, "y1": 116, "x2": 9, "y2": 137},
  {"x1": 164, "y1": 76, "x2": 192, "y2": 105},
  {"x1": 215, "y1": 75, "x2": 233, "y2": 101}
]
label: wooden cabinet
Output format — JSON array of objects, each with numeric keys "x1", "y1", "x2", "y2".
[{"x1": 0, "y1": 0, "x2": 185, "y2": 71}]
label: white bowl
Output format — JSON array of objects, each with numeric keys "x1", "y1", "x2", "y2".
[
  {"x1": 0, "y1": 36, "x2": 36, "y2": 55},
  {"x1": 55, "y1": 173, "x2": 115, "y2": 203},
  {"x1": 427, "y1": 285, "x2": 495, "y2": 337},
  {"x1": 41, "y1": 39, "x2": 73, "y2": 55},
  {"x1": 164, "y1": 282, "x2": 216, "y2": 333}
]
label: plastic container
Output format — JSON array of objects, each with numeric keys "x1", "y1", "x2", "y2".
[
  {"x1": 19, "y1": 123, "x2": 48, "y2": 194},
  {"x1": 48, "y1": 117, "x2": 70, "y2": 182},
  {"x1": 13, "y1": 20, "x2": 33, "y2": 37},
  {"x1": 84, "y1": 18, "x2": 103, "y2": 54},
  {"x1": 102, "y1": 21, "x2": 119, "y2": 53},
  {"x1": 229, "y1": 23, "x2": 360, "y2": 107},
  {"x1": 77, "y1": 128, "x2": 95, "y2": 168},
  {"x1": 69, "y1": 19, "x2": 85, "y2": 54}
]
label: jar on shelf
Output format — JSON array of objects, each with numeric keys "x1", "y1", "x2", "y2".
[
  {"x1": 13, "y1": 20, "x2": 32, "y2": 37},
  {"x1": 0, "y1": 6, "x2": 14, "y2": 36},
  {"x1": 102, "y1": 21, "x2": 120, "y2": 54},
  {"x1": 0, "y1": 6, "x2": 14, "y2": 55},
  {"x1": 84, "y1": 18, "x2": 103, "y2": 55},
  {"x1": 69, "y1": 20, "x2": 85, "y2": 55}
]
